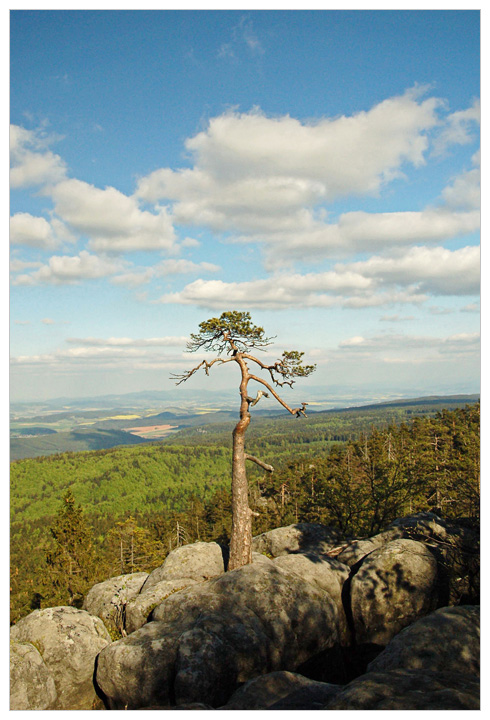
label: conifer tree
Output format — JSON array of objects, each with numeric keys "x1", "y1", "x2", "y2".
[
  {"x1": 44, "y1": 490, "x2": 96, "y2": 606},
  {"x1": 173, "y1": 311, "x2": 315, "y2": 570}
]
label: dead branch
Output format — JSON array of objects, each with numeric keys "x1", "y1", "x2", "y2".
[
  {"x1": 245, "y1": 454, "x2": 274, "y2": 472},
  {"x1": 171, "y1": 356, "x2": 235, "y2": 385}
]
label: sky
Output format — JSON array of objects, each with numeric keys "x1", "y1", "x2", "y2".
[{"x1": 9, "y1": 7, "x2": 481, "y2": 404}]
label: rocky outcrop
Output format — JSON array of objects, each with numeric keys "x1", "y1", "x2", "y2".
[
  {"x1": 10, "y1": 641, "x2": 57, "y2": 710},
  {"x1": 324, "y1": 668, "x2": 480, "y2": 710},
  {"x1": 96, "y1": 562, "x2": 340, "y2": 709},
  {"x1": 141, "y1": 541, "x2": 226, "y2": 591},
  {"x1": 221, "y1": 670, "x2": 341, "y2": 709},
  {"x1": 10, "y1": 606, "x2": 111, "y2": 710},
  {"x1": 10, "y1": 515, "x2": 480, "y2": 711},
  {"x1": 367, "y1": 605, "x2": 480, "y2": 675},
  {"x1": 273, "y1": 552, "x2": 351, "y2": 642},
  {"x1": 349, "y1": 538, "x2": 440, "y2": 646},
  {"x1": 337, "y1": 512, "x2": 479, "y2": 605},
  {"x1": 252, "y1": 523, "x2": 345, "y2": 557},
  {"x1": 125, "y1": 577, "x2": 199, "y2": 634},
  {"x1": 82, "y1": 571, "x2": 148, "y2": 636}
]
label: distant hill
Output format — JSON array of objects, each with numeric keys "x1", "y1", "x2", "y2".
[
  {"x1": 10, "y1": 428, "x2": 148, "y2": 461},
  {"x1": 10, "y1": 394, "x2": 479, "y2": 461}
]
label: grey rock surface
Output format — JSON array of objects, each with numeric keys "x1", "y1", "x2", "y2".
[
  {"x1": 273, "y1": 552, "x2": 351, "y2": 642},
  {"x1": 324, "y1": 668, "x2": 480, "y2": 710},
  {"x1": 221, "y1": 670, "x2": 340, "y2": 709},
  {"x1": 367, "y1": 605, "x2": 480, "y2": 676},
  {"x1": 350, "y1": 538, "x2": 439, "y2": 645},
  {"x1": 10, "y1": 606, "x2": 111, "y2": 710},
  {"x1": 141, "y1": 541, "x2": 225, "y2": 591},
  {"x1": 96, "y1": 562, "x2": 340, "y2": 709},
  {"x1": 125, "y1": 577, "x2": 198, "y2": 634},
  {"x1": 10, "y1": 640, "x2": 57, "y2": 710},
  {"x1": 82, "y1": 571, "x2": 148, "y2": 635},
  {"x1": 252, "y1": 523, "x2": 345, "y2": 558}
]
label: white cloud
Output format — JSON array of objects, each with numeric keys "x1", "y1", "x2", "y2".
[
  {"x1": 156, "y1": 276, "x2": 426, "y2": 311},
  {"x1": 343, "y1": 245, "x2": 480, "y2": 296},
  {"x1": 432, "y1": 99, "x2": 480, "y2": 156},
  {"x1": 136, "y1": 89, "x2": 440, "y2": 215},
  {"x1": 156, "y1": 244, "x2": 478, "y2": 310},
  {"x1": 110, "y1": 258, "x2": 221, "y2": 288},
  {"x1": 440, "y1": 151, "x2": 480, "y2": 211},
  {"x1": 65, "y1": 336, "x2": 188, "y2": 347},
  {"x1": 10, "y1": 213, "x2": 57, "y2": 249},
  {"x1": 10, "y1": 258, "x2": 43, "y2": 273},
  {"x1": 336, "y1": 331, "x2": 480, "y2": 361},
  {"x1": 12, "y1": 250, "x2": 126, "y2": 285},
  {"x1": 10, "y1": 124, "x2": 67, "y2": 189},
  {"x1": 50, "y1": 178, "x2": 177, "y2": 253},
  {"x1": 135, "y1": 90, "x2": 480, "y2": 266}
]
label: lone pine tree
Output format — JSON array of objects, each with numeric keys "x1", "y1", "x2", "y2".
[{"x1": 173, "y1": 311, "x2": 316, "y2": 570}]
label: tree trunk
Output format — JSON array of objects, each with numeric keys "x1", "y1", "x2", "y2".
[{"x1": 228, "y1": 356, "x2": 253, "y2": 571}]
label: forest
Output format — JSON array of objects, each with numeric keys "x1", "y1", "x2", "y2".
[{"x1": 10, "y1": 401, "x2": 480, "y2": 625}]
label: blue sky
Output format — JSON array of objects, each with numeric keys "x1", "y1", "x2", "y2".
[{"x1": 9, "y1": 8, "x2": 480, "y2": 403}]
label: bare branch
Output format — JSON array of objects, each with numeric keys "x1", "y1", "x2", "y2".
[
  {"x1": 248, "y1": 374, "x2": 308, "y2": 417},
  {"x1": 245, "y1": 390, "x2": 269, "y2": 407},
  {"x1": 245, "y1": 454, "x2": 274, "y2": 472},
  {"x1": 171, "y1": 356, "x2": 236, "y2": 385}
]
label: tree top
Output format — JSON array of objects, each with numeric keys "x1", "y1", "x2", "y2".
[{"x1": 187, "y1": 311, "x2": 273, "y2": 354}]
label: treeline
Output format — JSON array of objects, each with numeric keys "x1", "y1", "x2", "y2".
[{"x1": 10, "y1": 404, "x2": 479, "y2": 624}]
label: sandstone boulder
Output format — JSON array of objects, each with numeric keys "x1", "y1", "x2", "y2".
[
  {"x1": 96, "y1": 562, "x2": 340, "y2": 709},
  {"x1": 125, "y1": 577, "x2": 198, "y2": 634},
  {"x1": 82, "y1": 571, "x2": 148, "y2": 636},
  {"x1": 349, "y1": 538, "x2": 439, "y2": 645},
  {"x1": 221, "y1": 670, "x2": 340, "y2": 710},
  {"x1": 252, "y1": 523, "x2": 345, "y2": 558},
  {"x1": 10, "y1": 606, "x2": 111, "y2": 710},
  {"x1": 141, "y1": 541, "x2": 225, "y2": 591},
  {"x1": 337, "y1": 513, "x2": 479, "y2": 604},
  {"x1": 10, "y1": 640, "x2": 57, "y2": 710},
  {"x1": 273, "y1": 552, "x2": 350, "y2": 642},
  {"x1": 324, "y1": 668, "x2": 480, "y2": 710},
  {"x1": 367, "y1": 605, "x2": 480, "y2": 676}
]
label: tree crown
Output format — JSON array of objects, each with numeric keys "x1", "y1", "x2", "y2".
[{"x1": 187, "y1": 311, "x2": 273, "y2": 354}]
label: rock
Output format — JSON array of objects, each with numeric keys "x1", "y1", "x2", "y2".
[
  {"x1": 273, "y1": 552, "x2": 351, "y2": 642},
  {"x1": 337, "y1": 513, "x2": 479, "y2": 604},
  {"x1": 367, "y1": 605, "x2": 480, "y2": 676},
  {"x1": 10, "y1": 641, "x2": 57, "y2": 710},
  {"x1": 141, "y1": 541, "x2": 225, "y2": 591},
  {"x1": 252, "y1": 523, "x2": 345, "y2": 558},
  {"x1": 82, "y1": 572, "x2": 148, "y2": 636},
  {"x1": 268, "y1": 682, "x2": 342, "y2": 709},
  {"x1": 221, "y1": 670, "x2": 340, "y2": 709},
  {"x1": 96, "y1": 562, "x2": 341, "y2": 709},
  {"x1": 324, "y1": 669, "x2": 480, "y2": 710},
  {"x1": 336, "y1": 534, "x2": 392, "y2": 567},
  {"x1": 125, "y1": 577, "x2": 198, "y2": 634},
  {"x1": 10, "y1": 606, "x2": 111, "y2": 710},
  {"x1": 349, "y1": 539, "x2": 439, "y2": 645}
]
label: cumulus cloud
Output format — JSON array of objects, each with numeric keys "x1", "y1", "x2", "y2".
[
  {"x1": 110, "y1": 258, "x2": 221, "y2": 287},
  {"x1": 336, "y1": 331, "x2": 479, "y2": 361},
  {"x1": 441, "y1": 151, "x2": 480, "y2": 211},
  {"x1": 10, "y1": 124, "x2": 67, "y2": 189},
  {"x1": 342, "y1": 245, "x2": 480, "y2": 296},
  {"x1": 135, "y1": 90, "x2": 479, "y2": 265},
  {"x1": 156, "y1": 244, "x2": 478, "y2": 310},
  {"x1": 137, "y1": 90, "x2": 441, "y2": 222},
  {"x1": 432, "y1": 99, "x2": 480, "y2": 156},
  {"x1": 11, "y1": 250, "x2": 126, "y2": 285},
  {"x1": 10, "y1": 212, "x2": 58, "y2": 249},
  {"x1": 50, "y1": 178, "x2": 177, "y2": 253},
  {"x1": 65, "y1": 336, "x2": 188, "y2": 347}
]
